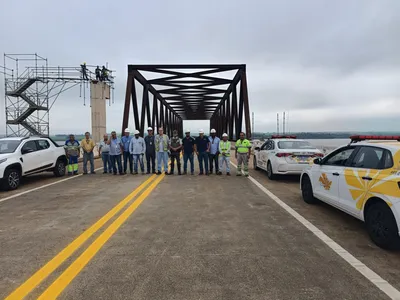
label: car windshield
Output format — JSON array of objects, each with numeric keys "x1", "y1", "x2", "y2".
[
  {"x1": 0, "y1": 140, "x2": 21, "y2": 153},
  {"x1": 278, "y1": 140, "x2": 316, "y2": 150}
]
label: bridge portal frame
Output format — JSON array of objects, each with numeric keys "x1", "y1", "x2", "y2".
[{"x1": 122, "y1": 64, "x2": 251, "y2": 140}]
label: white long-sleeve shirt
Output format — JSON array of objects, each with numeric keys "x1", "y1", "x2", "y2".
[{"x1": 129, "y1": 136, "x2": 146, "y2": 154}]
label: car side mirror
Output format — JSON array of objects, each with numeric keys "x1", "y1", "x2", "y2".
[
  {"x1": 21, "y1": 148, "x2": 33, "y2": 154},
  {"x1": 255, "y1": 147, "x2": 260, "y2": 151},
  {"x1": 313, "y1": 158, "x2": 321, "y2": 165}
]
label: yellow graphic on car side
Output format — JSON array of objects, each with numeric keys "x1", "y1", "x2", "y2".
[
  {"x1": 344, "y1": 150, "x2": 400, "y2": 210},
  {"x1": 319, "y1": 173, "x2": 332, "y2": 190}
]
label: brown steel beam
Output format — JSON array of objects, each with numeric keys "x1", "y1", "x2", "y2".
[
  {"x1": 241, "y1": 70, "x2": 251, "y2": 139},
  {"x1": 121, "y1": 74, "x2": 133, "y2": 135}
]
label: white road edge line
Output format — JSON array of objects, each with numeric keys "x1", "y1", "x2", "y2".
[
  {"x1": 230, "y1": 162, "x2": 400, "y2": 300},
  {"x1": 0, "y1": 167, "x2": 104, "y2": 204}
]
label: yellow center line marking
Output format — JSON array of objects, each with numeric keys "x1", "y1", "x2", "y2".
[
  {"x1": 5, "y1": 174, "x2": 157, "y2": 300},
  {"x1": 38, "y1": 173, "x2": 166, "y2": 299}
]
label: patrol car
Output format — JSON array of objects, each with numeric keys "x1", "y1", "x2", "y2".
[
  {"x1": 0, "y1": 136, "x2": 68, "y2": 190},
  {"x1": 253, "y1": 135, "x2": 324, "y2": 179},
  {"x1": 300, "y1": 135, "x2": 400, "y2": 250}
]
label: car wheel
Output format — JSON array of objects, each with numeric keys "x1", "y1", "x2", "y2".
[
  {"x1": 301, "y1": 175, "x2": 318, "y2": 204},
  {"x1": 3, "y1": 168, "x2": 21, "y2": 190},
  {"x1": 253, "y1": 156, "x2": 260, "y2": 170},
  {"x1": 54, "y1": 159, "x2": 66, "y2": 177},
  {"x1": 266, "y1": 161, "x2": 276, "y2": 180},
  {"x1": 365, "y1": 201, "x2": 400, "y2": 250}
]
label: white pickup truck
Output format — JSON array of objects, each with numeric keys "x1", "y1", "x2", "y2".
[{"x1": 0, "y1": 136, "x2": 68, "y2": 190}]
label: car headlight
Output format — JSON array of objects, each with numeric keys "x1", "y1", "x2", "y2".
[{"x1": 0, "y1": 158, "x2": 7, "y2": 164}]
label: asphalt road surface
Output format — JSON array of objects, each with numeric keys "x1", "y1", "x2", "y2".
[{"x1": 0, "y1": 158, "x2": 399, "y2": 299}]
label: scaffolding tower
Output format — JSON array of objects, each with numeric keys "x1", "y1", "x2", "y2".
[{"x1": 2, "y1": 53, "x2": 114, "y2": 137}]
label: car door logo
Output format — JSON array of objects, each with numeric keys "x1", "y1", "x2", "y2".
[{"x1": 319, "y1": 173, "x2": 332, "y2": 190}]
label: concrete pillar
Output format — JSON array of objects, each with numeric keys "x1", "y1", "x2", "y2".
[{"x1": 90, "y1": 81, "x2": 109, "y2": 143}]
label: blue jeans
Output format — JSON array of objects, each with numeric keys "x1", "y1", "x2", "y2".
[
  {"x1": 183, "y1": 152, "x2": 194, "y2": 173},
  {"x1": 219, "y1": 155, "x2": 230, "y2": 173},
  {"x1": 101, "y1": 152, "x2": 112, "y2": 173},
  {"x1": 123, "y1": 151, "x2": 133, "y2": 173},
  {"x1": 157, "y1": 152, "x2": 169, "y2": 172},
  {"x1": 110, "y1": 154, "x2": 123, "y2": 174},
  {"x1": 83, "y1": 152, "x2": 94, "y2": 173},
  {"x1": 133, "y1": 154, "x2": 145, "y2": 172},
  {"x1": 198, "y1": 152, "x2": 209, "y2": 174}
]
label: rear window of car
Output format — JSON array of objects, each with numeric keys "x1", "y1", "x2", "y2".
[{"x1": 277, "y1": 141, "x2": 316, "y2": 150}]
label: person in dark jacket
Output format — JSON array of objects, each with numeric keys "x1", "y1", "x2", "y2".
[
  {"x1": 169, "y1": 130, "x2": 182, "y2": 175},
  {"x1": 144, "y1": 127, "x2": 156, "y2": 174}
]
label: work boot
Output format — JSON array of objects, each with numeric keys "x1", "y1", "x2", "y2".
[
  {"x1": 164, "y1": 171, "x2": 168, "y2": 175},
  {"x1": 227, "y1": 172, "x2": 231, "y2": 176},
  {"x1": 157, "y1": 171, "x2": 161, "y2": 175},
  {"x1": 152, "y1": 170, "x2": 156, "y2": 174},
  {"x1": 217, "y1": 171, "x2": 222, "y2": 175}
]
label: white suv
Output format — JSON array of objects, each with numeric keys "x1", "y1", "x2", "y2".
[{"x1": 0, "y1": 136, "x2": 68, "y2": 190}]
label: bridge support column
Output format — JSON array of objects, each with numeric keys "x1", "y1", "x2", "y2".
[{"x1": 90, "y1": 81, "x2": 109, "y2": 143}]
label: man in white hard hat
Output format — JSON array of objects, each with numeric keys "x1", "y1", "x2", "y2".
[
  {"x1": 194, "y1": 129, "x2": 210, "y2": 175},
  {"x1": 129, "y1": 129, "x2": 146, "y2": 174},
  {"x1": 182, "y1": 129, "x2": 195, "y2": 175},
  {"x1": 121, "y1": 128, "x2": 133, "y2": 174},
  {"x1": 155, "y1": 127, "x2": 170, "y2": 175},
  {"x1": 218, "y1": 133, "x2": 231, "y2": 175},
  {"x1": 144, "y1": 127, "x2": 156, "y2": 174},
  {"x1": 208, "y1": 128, "x2": 220, "y2": 174}
]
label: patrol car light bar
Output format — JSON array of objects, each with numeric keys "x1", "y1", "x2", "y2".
[
  {"x1": 270, "y1": 135, "x2": 297, "y2": 139},
  {"x1": 350, "y1": 135, "x2": 400, "y2": 142}
]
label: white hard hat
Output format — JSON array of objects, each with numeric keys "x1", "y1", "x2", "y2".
[
  {"x1": 199, "y1": 129, "x2": 204, "y2": 133},
  {"x1": 222, "y1": 133, "x2": 228, "y2": 137},
  {"x1": 147, "y1": 127, "x2": 153, "y2": 131},
  {"x1": 124, "y1": 128, "x2": 130, "y2": 133},
  {"x1": 210, "y1": 129, "x2": 216, "y2": 133},
  {"x1": 185, "y1": 129, "x2": 190, "y2": 133},
  {"x1": 134, "y1": 129, "x2": 140, "y2": 134}
]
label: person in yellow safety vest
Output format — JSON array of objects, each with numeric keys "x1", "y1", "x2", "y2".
[
  {"x1": 218, "y1": 133, "x2": 231, "y2": 176},
  {"x1": 64, "y1": 134, "x2": 80, "y2": 175},
  {"x1": 235, "y1": 131, "x2": 251, "y2": 177}
]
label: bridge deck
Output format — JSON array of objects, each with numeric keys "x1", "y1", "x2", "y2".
[{"x1": 0, "y1": 159, "x2": 399, "y2": 299}]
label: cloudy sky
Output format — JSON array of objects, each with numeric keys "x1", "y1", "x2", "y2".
[{"x1": 1, "y1": 0, "x2": 399, "y2": 135}]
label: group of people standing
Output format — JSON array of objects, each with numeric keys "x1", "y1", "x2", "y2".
[{"x1": 64, "y1": 128, "x2": 252, "y2": 177}]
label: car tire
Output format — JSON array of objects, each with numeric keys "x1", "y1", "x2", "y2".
[
  {"x1": 365, "y1": 201, "x2": 400, "y2": 250},
  {"x1": 253, "y1": 156, "x2": 260, "y2": 170},
  {"x1": 301, "y1": 175, "x2": 318, "y2": 204},
  {"x1": 2, "y1": 168, "x2": 21, "y2": 190},
  {"x1": 53, "y1": 159, "x2": 66, "y2": 177},
  {"x1": 266, "y1": 161, "x2": 276, "y2": 180}
]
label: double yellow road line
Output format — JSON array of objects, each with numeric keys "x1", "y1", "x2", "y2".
[{"x1": 6, "y1": 172, "x2": 166, "y2": 299}]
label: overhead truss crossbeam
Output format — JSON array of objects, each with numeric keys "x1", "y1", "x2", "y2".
[{"x1": 122, "y1": 64, "x2": 251, "y2": 140}]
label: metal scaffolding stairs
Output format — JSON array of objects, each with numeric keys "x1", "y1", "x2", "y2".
[{"x1": 5, "y1": 77, "x2": 46, "y2": 134}]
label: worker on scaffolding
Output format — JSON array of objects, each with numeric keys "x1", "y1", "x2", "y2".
[
  {"x1": 95, "y1": 66, "x2": 101, "y2": 81},
  {"x1": 101, "y1": 66, "x2": 109, "y2": 81},
  {"x1": 81, "y1": 62, "x2": 88, "y2": 80},
  {"x1": 64, "y1": 134, "x2": 80, "y2": 175}
]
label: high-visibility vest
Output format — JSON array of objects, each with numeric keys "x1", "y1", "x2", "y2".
[
  {"x1": 219, "y1": 141, "x2": 231, "y2": 156},
  {"x1": 235, "y1": 139, "x2": 251, "y2": 153},
  {"x1": 64, "y1": 140, "x2": 80, "y2": 156},
  {"x1": 155, "y1": 134, "x2": 169, "y2": 151}
]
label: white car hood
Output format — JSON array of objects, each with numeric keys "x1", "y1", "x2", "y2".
[{"x1": 0, "y1": 153, "x2": 14, "y2": 160}]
